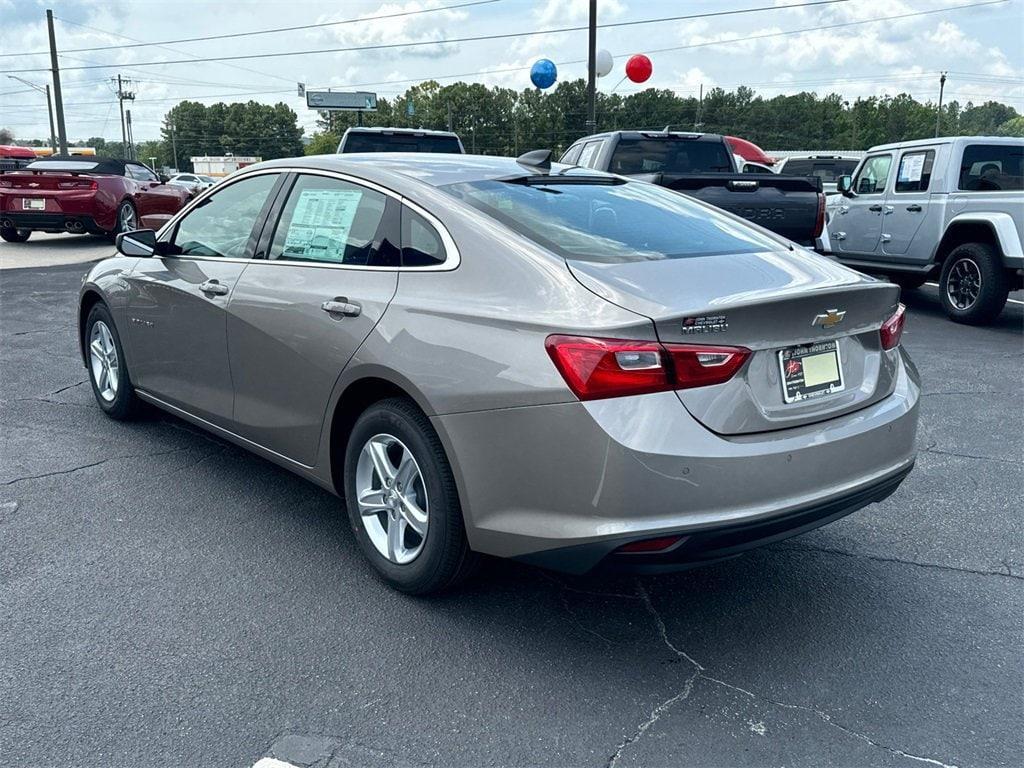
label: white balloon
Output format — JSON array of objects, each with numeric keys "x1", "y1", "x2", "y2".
[{"x1": 595, "y1": 49, "x2": 613, "y2": 78}]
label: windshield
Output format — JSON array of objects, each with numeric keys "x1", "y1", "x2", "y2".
[
  {"x1": 442, "y1": 177, "x2": 783, "y2": 263},
  {"x1": 342, "y1": 133, "x2": 462, "y2": 154},
  {"x1": 609, "y1": 138, "x2": 733, "y2": 174},
  {"x1": 782, "y1": 158, "x2": 859, "y2": 182}
]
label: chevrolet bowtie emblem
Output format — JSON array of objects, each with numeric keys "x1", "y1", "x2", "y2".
[{"x1": 812, "y1": 309, "x2": 846, "y2": 328}]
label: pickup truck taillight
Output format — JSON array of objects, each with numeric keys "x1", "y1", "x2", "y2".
[
  {"x1": 813, "y1": 192, "x2": 826, "y2": 238},
  {"x1": 545, "y1": 335, "x2": 750, "y2": 401},
  {"x1": 880, "y1": 304, "x2": 906, "y2": 350}
]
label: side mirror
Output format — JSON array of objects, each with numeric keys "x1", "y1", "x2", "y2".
[
  {"x1": 115, "y1": 228, "x2": 157, "y2": 257},
  {"x1": 836, "y1": 175, "x2": 854, "y2": 196},
  {"x1": 159, "y1": 174, "x2": 170, "y2": 183}
]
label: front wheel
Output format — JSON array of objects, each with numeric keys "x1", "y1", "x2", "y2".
[
  {"x1": 1, "y1": 226, "x2": 31, "y2": 243},
  {"x1": 85, "y1": 303, "x2": 141, "y2": 420},
  {"x1": 939, "y1": 242, "x2": 1009, "y2": 325},
  {"x1": 343, "y1": 398, "x2": 478, "y2": 594}
]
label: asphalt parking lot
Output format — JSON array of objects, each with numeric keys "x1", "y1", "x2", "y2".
[{"x1": 1, "y1": 235, "x2": 1021, "y2": 768}]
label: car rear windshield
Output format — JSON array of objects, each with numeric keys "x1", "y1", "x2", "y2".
[
  {"x1": 342, "y1": 133, "x2": 462, "y2": 154},
  {"x1": 609, "y1": 138, "x2": 733, "y2": 175},
  {"x1": 958, "y1": 144, "x2": 1023, "y2": 191},
  {"x1": 441, "y1": 177, "x2": 783, "y2": 263},
  {"x1": 781, "y1": 158, "x2": 859, "y2": 181}
]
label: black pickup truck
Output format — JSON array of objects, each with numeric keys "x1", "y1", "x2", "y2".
[{"x1": 561, "y1": 131, "x2": 825, "y2": 247}]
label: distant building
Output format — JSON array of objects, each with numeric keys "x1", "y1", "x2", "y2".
[{"x1": 190, "y1": 155, "x2": 262, "y2": 176}]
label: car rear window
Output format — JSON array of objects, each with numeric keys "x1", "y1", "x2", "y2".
[
  {"x1": 610, "y1": 138, "x2": 733, "y2": 175},
  {"x1": 781, "y1": 158, "x2": 859, "y2": 181},
  {"x1": 958, "y1": 144, "x2": 1023, "y2": 191},
  {"x1": 342, "y1": 133, "x2": 462, "y2": 154},
  {"x1": 441, "y1": 177, "x2": 783, "y2": 263}
]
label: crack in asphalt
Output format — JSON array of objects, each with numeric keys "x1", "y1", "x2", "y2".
[
  {"x1": 920, "y1": 440, "x2": 1020, "y2": 465},
  {"x1": 44, "y1": 380, "x2": 88, "y2": 397},
  {"x1": 605, "y1": 581, "x2": 962, "y2": 768},
  {"x1": 7, "y1": 325, "x2": 74, "y2": 338},
  {"x1": 1, "y1": 446, "x2": 198, "y2": 486},
  {"x1": 778, "y1": 543, "x2": 1024, "y2": 582}
]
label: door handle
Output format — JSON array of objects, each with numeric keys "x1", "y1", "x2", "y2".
[
  {"x1": 883, "y1": 205, "x2": 894, "y2": 214},
  {"x1": 906, "y1": 204, "x2": 923, "y2": 212},
  {"x1": 868, "y1": 204, "x2": 883, "y2": 212},
  {"x1": 833, "y1": 231, "x2": 846, "y2": 241},
  {"x1": 199, "y1": 279, "x2": 229, "y2": 296},
  {"x1": 321, "y1": 298, "x2": 361, "y2": 317}
]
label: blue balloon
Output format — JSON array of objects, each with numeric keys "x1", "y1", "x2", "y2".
[{"x1": 530, "y1": 59, "x2": 557, "y2": 89}]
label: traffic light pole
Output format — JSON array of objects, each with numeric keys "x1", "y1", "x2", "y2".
[{"x1": 45, "y1": 9, "x2": 68, "y2": 155}]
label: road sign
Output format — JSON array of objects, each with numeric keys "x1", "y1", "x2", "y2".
[{"x1": 305, "y1": 90, "x2": 377, "y2": 111}]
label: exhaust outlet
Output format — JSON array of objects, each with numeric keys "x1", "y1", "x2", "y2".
[{"x1": 65, "y1": 220, "x2": 84, "y2": 232}]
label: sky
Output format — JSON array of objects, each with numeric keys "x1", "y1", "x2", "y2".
[{"x1": 1, "y1": 0, "x2": 1021, "y2": 143}]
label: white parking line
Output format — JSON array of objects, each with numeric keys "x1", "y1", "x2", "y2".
[{"x1": 924, "y1": 281, "x2": 1024, "y2": 305}]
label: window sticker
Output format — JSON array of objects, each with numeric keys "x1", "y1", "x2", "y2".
[
  {"x1": 899, "y1": 154, "x2": 925, "y2": 184},
  {"x1": 282, "y1": 188, "x2": 363, "y2": 261}
]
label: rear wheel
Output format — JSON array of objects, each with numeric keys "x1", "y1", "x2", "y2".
[
  {"x1": 343, "y1": 397, "x2": 478, "y2": 594},
  {"x1": 1, "y1": 226, "x2": 31, "y2": 243},
  {"x1": 109, "y1": 200, "x2": 138, "y2": 239},
  {"x1": 939, "y1": 242, "x2": 1009, "y2": 325},
  {"x1": 85, "y1": 303, "x2": 141, "y2": 420}
]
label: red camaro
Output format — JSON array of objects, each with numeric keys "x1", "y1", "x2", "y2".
[{"x1": 0, "y1": 156, "x2": 192, "y2": 243}]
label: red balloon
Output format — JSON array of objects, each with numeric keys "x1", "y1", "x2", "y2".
[{"x1": 625, "y1": 54, "x2": 652, "y2": 83}]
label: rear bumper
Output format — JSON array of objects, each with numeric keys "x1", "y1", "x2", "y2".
[
  {"x1": 0, "y1": 211, "x2": 107, "y2": 234},
  {"x1": 433, "y1": 349, "x2": 920, "y2": 574}
]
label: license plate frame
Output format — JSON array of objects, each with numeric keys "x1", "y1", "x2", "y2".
[
  {"x1": 778, "y1": 340, "x2": 845, "y2": 404},
  {"x1": 22, "y1": 198, "x2": 45, "y2": 211}
]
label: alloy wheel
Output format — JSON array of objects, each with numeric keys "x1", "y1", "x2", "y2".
[
  {"x1": 89, "y1": 321, "x2": 119, "y2": 402},
  {"x1": 946, "y1": 258, "x2": 982, "y2": 310},
  {"x1": 119, "y1": 204, "x2": 136, "y2": 232},
  {"x1": 355, "y1": 434, "x2": 429, "y2": 564}
]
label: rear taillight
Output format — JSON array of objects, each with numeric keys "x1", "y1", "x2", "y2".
[
  {"x1": 58, "y1": 179, "x2": 97, "y2": 190},
  {"x1": 545, "y1": 335, "x2": 750, "y2": 401},
  {"x1": 880, "y1": 304, "x2": 906, "y2": 350},
  {"x1": 813, "y1": 192, "x2": 826, "y2": 238}
]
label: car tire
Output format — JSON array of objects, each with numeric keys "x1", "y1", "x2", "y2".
[
  {"x1": 1, "y1": 226, "x2": 31, "y2": 243},
  {"x1": 343, "y1": 397, "x2": 478, "y2": 594},
  {"x1": 939, "y1": 242, "x2": 1009, "y2": 325},
  {"x1": 109, "y1": 200, "x2": 138, "y2": 240},
  {"x1": 889, "y1": 273, "x2": 927, "y2": 291},
  {"x1": 84, "y1": 303, "x2": 141, "y2": 420}
]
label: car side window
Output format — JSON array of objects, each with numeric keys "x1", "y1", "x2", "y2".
[
  {"x1": 853, "y1": 154, "x2": 892, "y2": 195},
  {"x1": 129, "y1": 164, "x2": 158, "y2": 182},
  {"x1": 165, "y1": 173, "x2": 278, "y2": 259},
  {"x1": 268, "y1": 174, "x2": 388, "y2": 265},
  {"x1": 560, "y1": 144, "x2": 584, "y2": 165},
  {"x1": 577, "y1": 141, "x2": 602, "y2": 169},
  {"x1": 401, "y1": 206, "x2": 446, "y2": 267},
  {"x1": 894, "y1": 150, "x2": 935, "y2": 193},
  {"x1": 958, "y1": 144, "x2": 1023, "y2": 191}
]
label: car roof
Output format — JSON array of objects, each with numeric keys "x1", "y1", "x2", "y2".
[
  {"x1": 570, "y1": 131, "x2": 724, "y2": 144},
  {"x1": 866, "y1": 136, "x2": 1024, "y2": 152},
  {"x1": 342, "y1": 127, "x2": 460, "y2": 138},
  {"x1": 247, "y1": 153, "x2": 613, "y2": 189}
]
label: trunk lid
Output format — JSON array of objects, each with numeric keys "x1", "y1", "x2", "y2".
[{"x1": 567, "y1": 249, "x2": 901, "y2": 434}]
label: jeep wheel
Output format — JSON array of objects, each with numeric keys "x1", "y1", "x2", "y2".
[{"x1": 939, "y1": 242, "x2": 1009, "y2": 325}]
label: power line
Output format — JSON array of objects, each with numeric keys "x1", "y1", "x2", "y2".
[
  {"x1": 0, "y1": 0, "x2": 854, "y2": 74},
  {"x1": 0, "y1": 0, "x2": 504, "y2": 58}
]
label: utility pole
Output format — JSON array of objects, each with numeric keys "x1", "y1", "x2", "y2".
[
  {"x1": 115, "y1": 75, "x2": 136, "y2": 159},
  {"x1": 585, "y1": 0, "x2": 597, "y2": 134},
  {"x1": 935, "y1": 71, "x2": 947, "y2": 137},
  {"x1": 695, "y1": 83, "x2": 704, "y2": 131},
  {"x1": 447, "y1": 100, "x2": 453, "y2": 132},
  {"x1": 46, "y1": 9, "x2": 68, "y2": 155},
  {"x1": 125, "y1": 109, "x2": 134, "y2": 160},
  {"x1": 6, "y1": 76, "x2": 57, "y2": 152},
  {"x1": 169, "y1": 122, "x2": 179, "y2": 171}
]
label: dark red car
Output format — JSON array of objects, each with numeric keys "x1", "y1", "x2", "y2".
[{"x1": 0, "y1": 156, "x2": 192, "y2": 242}]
